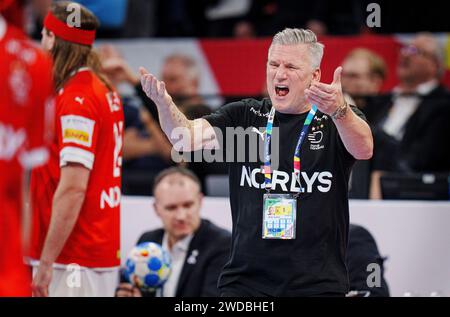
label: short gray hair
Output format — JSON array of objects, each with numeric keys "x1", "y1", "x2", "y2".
[
  {"x1": 413, "y1": 32, "x2": 445, "y2": 78},
  {"x1": 270, "y1": 28, "x2": 324, "y2": 69},
  {"x1": 164, "y1": 54, "x2": 200, "y2": 81},
  {"x1": 153, "y1": 167, "x2": 201, "y2": 194}
]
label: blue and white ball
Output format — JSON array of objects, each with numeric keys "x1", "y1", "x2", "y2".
[{"x1": 124, "y1": 242, "x2": 171, "y2": 289}]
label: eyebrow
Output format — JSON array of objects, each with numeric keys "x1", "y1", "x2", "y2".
[
  {"x1": 164, "y1": 199, "x2": 195, "y2": 209},
  {"x1": 268, "y1": 59, "x2": 299, "y2": 68}
]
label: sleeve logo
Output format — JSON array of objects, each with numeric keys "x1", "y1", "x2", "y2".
[{"x1": 61, "y1": 115, "x2": 95, "y2": 147}]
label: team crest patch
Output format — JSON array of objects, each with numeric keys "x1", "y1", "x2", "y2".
[
  {"x1": 308, "y1": 115, "x2": 328, "y2": 150},
  {"x1": 61, "y1": 115, "x2": 95, "y2": 147}
]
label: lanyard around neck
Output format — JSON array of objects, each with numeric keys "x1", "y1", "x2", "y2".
[{"x1": 263, "y1": 105, "x2": 318, "y2": 193}]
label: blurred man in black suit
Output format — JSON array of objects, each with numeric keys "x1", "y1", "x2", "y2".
[
  {"x1": 366, "y1": 33, "x2": 450, "y2": 198},
  {"x1": 116, "y1": 167, "x2": 231, "y2": 297}
]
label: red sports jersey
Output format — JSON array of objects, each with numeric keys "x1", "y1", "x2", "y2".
[
  {"x1": 0, "y1": 15, "x2": 54, "y2": 296},
  {"x1": 30, "y1": 68, "x2": 124, "y2": 268}
]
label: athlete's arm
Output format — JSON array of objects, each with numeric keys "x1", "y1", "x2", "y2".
[
  {"x1": 331, "y1": 104, "x2": 373, "y2": 160},
  {"x1": 32, "y1": 163, "x2": 90, "y2": 297},
  {"x1": 305, "y1": 66, "x2": 373, "y2": 160},
  {"x1": 139, "y1": 67, "x2": 218, "y2": 151}
]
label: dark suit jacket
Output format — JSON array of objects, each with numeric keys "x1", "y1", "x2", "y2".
[
  {"x1": 131, "y1": 219, "x2": 231, "y2": 297},
  {"x1": 365, "y1": 85, "x2": 450, "y2": 172},
  {"x1": 347, "y1": 224, "x2": 390, "y2": 297}
]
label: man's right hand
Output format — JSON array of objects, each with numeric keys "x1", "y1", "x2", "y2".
[
  {"x1": 115, "y1": 283, "x2": 142, "y2": 297},
  {"x1": 139, "y1": 67, "x2": 173, "y2": 109}
]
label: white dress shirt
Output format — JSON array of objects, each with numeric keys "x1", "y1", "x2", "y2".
[
  {"x1": 159, "y1": 233, "x2": 193, "y2": 297},
  {"x1": 382, "y1": 80, "x2": 438, "y2": 140}
]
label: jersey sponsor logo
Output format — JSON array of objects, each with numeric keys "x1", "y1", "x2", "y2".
[
  {"x1": 308, "y1": 131, "x2": 323, "y2": 144},
  {"x1": 249, "y1": 107, "x2": 270, "y2": 118},
  {"x1": 0, "y1": 123, "x2": 26, "y2": 161},
  {"x1": 308, "y1": 115, "x2": 328, "y2": 151},
  {"x1": 251, "y1": 127, "x2": 266, "y2": 141},
  {"x1": 61, "y1": 115, "x2": 95, "y2": 147},
  {"x1": 100, "y1": 186, "x2": 121, "y2": 209},
  {"x1": 74, "y1": 96, "x2": 84, "y2": 105},
  {"x1": 63, "y1": 129, "x2": 89, "y2": 143},
  {"x1": 239, "y1": 166, "x2": 333, "y2": 193},
  {"x1": 308, "y1": 131, "x2": 325, "y2": 150}
]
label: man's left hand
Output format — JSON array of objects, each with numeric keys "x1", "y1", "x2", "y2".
[
  {"x1": 305, "y1": 66, "x2": 346, "y2": 115},
  {"x1": 32, "y1": 262, "x2": 53, "y2": 297}
]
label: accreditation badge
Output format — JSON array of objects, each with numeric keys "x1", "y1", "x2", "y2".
[{"x1": 262, "y1": 193, "x2": 297, "y2": 239}]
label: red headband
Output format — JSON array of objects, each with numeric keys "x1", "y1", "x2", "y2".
[{"x1": 43, "y1": 11, "x2": 96, "y2": 46}]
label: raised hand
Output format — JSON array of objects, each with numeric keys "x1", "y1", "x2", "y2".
[
  {"x1": 305, "y1": 66, "x2": 346, "y2": 116},
  {"x1": 139, "y1": 67, "x2": 173, "y2": 108}
]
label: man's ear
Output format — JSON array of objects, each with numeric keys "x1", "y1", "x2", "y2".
[
  {"x1": 153, "y1": 202, "x2": 162, "y2": 218},
  {"x1": 312, "y1": 68, "x2": 321, "y2": 82},
  {"x1": 47, "y1": 31, "x2": 56, "y2": 51}
]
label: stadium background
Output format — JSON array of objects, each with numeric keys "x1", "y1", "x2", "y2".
[
  {"x1": 2, "y1": 0, "x2": 449, "y2": 298},
  {"x1": 110, "y1": 33, "x2": 450, "y2": 297}
]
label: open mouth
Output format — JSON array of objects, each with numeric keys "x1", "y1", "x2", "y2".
[{"x1": 275, "y1": 85, "x2": 289, "y2": 97}]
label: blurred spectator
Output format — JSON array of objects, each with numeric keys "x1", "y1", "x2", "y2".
[
  {"x1": 159, "y1": 54, "x2": 205, "y2": 110},
  {"x1": 341, "y1": 49, "x2": 387, "y2": 199},
  {"x1": 100, "y1": 48, "x2": 208, "y2": 120},
  {"x1": 121, "y1": 97, "x2": 174, "y2": 195},
  {"x1": 347, "y1": 224, "x2": 390, "y2": 297},
  {"x1": 116, "y1": 167, "x2": 231, "y2": 297},
  {"x1": 153, "y1": 55, "x2": 228, "y2": 193},
  {"x1": 103, "y1": 51, "x2": 207, "y2": 114},
  {"x1": 342, "y1": 48, "x2": 387, "y2": 112},
  {"x1": 101, "y1": 46, "x2": 227, "y2": 194},
  {"x1": 100, "y1": 45, "x2": 173, "y2": 195},
  {"x1": 366, "y1": 33, "x2": 450, "y2": 198}
]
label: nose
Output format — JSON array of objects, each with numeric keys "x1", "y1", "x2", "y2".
[
  {"x1": 275, "y1": 65, "x2": 288, "y2": 81},
  {"x1": 175, "y1": 207, "x2": 188, "y2": 221}
]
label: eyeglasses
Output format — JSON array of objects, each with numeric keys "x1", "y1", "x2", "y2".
[{"x1": 401, "y1": 45, "x2": 437, "y2": 61}]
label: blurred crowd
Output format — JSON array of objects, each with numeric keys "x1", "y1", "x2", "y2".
[
  {"x1": 13, "y1": 0, "x2": 450, "y2": 198},
  {"x1": 2, "y1": 0, "x2": 448, "y2": 298},
  {"x1": 96, "y1": 32, "x2": 450, "y2": 199},
  {"x1": 25, "y1": 0, "x2": 450, "y2": 40}
]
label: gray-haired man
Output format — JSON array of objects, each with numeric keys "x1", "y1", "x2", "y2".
[{"x1": 139, "y1": 28, "x2": 373, "y2": 296}]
